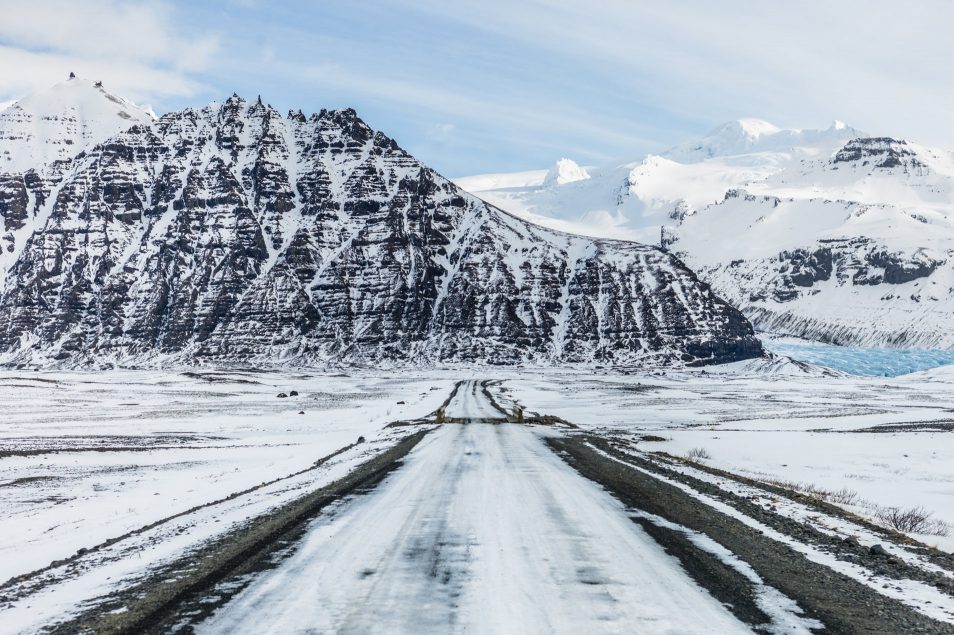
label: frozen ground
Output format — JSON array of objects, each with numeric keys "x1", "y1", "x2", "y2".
[
  {"x1": 2, "y1": 368, "x2": 954, "y2": 632},
  {"x1": 0, "y1": 370, "x2": 453, "y2": 632}
]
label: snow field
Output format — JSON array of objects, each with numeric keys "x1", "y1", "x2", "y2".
[
  {"x1": 0, "y1": 369, "x2": 454, "y2": 632},
  {"x1": 496, "y1": 369, "x2": 954, "y2": 549}
]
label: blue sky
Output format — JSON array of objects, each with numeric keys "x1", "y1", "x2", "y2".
[{"x1": 2, "y1": 1, "x2": 954, "y2": 176}]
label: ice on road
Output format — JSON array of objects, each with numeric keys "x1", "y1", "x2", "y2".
[
  {"x1": 198, "y1": 424, "x2": 751, "y2": 634},
  {"x1": 443, "y1": 380, "x2": 506, "y2": 420}
]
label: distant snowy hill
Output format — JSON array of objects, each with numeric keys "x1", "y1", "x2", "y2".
[
  {"x1": 663, "y1": 118, "x2": 863, "y2": 162},
  {"x1": 0, "y1": 82, "x2": 761, "y2": 368},
  {"x1": 457, "y1": 120, "x2": 954, "y2": 349}
]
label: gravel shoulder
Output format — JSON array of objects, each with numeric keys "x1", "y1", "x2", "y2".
[
  {"x1": 44, "y1": 430, "x2": 430, "y2": 635},
  {"x1": 548, "y1": 434, "x2": 954, "y2": 634}
]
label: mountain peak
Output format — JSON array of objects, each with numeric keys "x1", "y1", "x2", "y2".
[
  {"x1": 0, "y1": 77, "x2": 154, "y2": 173},
  {"x1": 543, "y1": 158, "x2": 590, "y2": 186},
  {"x1": 726, "y1": 118, "x2": 781, "y2": 139},
  {"x1": 664, "y1": 118, "x2": 866, "y2": 163},
  {"x1": 831, "y1": 136, "x2": 926, "y2": 171}
]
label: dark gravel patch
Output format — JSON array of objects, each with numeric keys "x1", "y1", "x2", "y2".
[
  {"x1": 645, "y1": 447, "x2": 954, "y2": 579},
  {"x1": 846, "y1": 421, "x2": 954, "y2": 434}
]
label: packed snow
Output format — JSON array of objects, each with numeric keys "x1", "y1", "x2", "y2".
[{"x1": 443, "y1": 379, "x2": 505, "y2": 420}]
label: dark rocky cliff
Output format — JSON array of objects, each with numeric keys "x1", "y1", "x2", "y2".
[{"x1": 0, "y1": 96, "x2": 762, "y2": 367}]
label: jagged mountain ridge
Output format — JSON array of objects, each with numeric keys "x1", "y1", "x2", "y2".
[
  {"x1": 0, "y1": 89, "x2": 761, "y2": 367},
  {"x1": 458, "y1": 121, "x2": 954, "y2": 349}
]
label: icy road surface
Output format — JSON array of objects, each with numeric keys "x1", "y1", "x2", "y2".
[
  {"x1": 198, "y1": 422, "x2": 751, "y2": 634},
  {"x1": 443, "y1": 379, "x2": 506, "y2": 420}
]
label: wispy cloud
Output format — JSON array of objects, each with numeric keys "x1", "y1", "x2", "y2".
[
  {"x1": 426, "y1": 123, "x2": 457, "y2": 144},
  {"x1": 3, "y1": 0, "x2": 954, "y2": 175},
  {"x1": 0, "y1": 1, "x2": 217, "y2": 105}
]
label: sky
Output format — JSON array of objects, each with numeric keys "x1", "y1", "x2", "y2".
[{"x1": 2, "y1": 0, "x2": 953, "y2": 177}]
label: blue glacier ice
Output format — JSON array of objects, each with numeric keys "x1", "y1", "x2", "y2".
[{"x1": 761, "y1": 338, "x2": 954, "y2": 377}]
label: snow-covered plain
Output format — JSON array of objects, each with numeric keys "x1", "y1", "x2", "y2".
[
  {"x1": 3, "y1": 367, "x2": 954, "y2": 632},
  {"x1": 0, "y1": 370, "x2": 453, "y2": 633},
  {"x1": 496, "y1": 368, "x2": 954, "y2": 551}
]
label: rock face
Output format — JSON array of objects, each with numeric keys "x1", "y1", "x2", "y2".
[
  {"x1": 0, "y1": 93, "x2": 761, "y2": 367},
  {"x1": 832, "y1": 137, "x2": 925, "y2": 171}
]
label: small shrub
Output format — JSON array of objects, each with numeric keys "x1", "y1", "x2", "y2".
[
  {"x1": 827, "y1": 487, "x2": 859, "y2": 506},
  {"x1": 762, "y1": 479, "x2": 860, "y2": 508},
  {"x1": 686, "y1": 447, "x2": 711, "y2": 461},
  {"x1": 875, "y1": 506, "x2": 948, "y2": 535}
]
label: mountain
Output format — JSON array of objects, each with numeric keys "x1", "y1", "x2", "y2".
[
  {"x1": 0, "y1": 86, "x2": 762, "y2": 367},
  {"x1": 543, "y1": 158, "x2": 590, "y2": 186},
  {"x1": 457, "y1": 121, "x2": 954, "y2": 349}
]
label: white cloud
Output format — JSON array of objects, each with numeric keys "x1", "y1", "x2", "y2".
[
  {"x1": 0, "y1": 1, "x2": 217, "y2": 105},
  {"x1": 288, "y1": 61, "x2": 658, "y2": 153}
]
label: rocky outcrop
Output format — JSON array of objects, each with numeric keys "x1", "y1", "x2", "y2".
[
  {"x1": 783, "y1": 248, "x2": 833, "y2": 288},
  {"x1": 832, "y1": 137, "x2": 925, "y2": 172},
  {"x1": 692, "y1": 237, "x2": 951, "y2": 348}
]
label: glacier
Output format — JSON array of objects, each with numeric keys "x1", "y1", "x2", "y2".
[{"x1": 762, "y1": 337, "x2": 954, "y2": 377}]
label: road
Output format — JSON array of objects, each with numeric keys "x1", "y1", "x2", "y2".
[
  {"x1": 196, "y1": 389, "x2": 752, "y2": 634},
  {"x1": 443, "y1": 379, "x2": 506, "y2": 421}
]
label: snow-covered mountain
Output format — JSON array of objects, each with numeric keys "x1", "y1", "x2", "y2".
[
  {"x1": 0, "y1": 84, "x2": 761, "y2": 367},
  {"x1": 457, "y1": 121, "x2": 954, "y2": 349},
  {"x1": 663, "y1": 118, "x2": 863, "y2": 162},
  {"x1": 0, "y1": 75, "x2": 154, "y2": 174}
]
